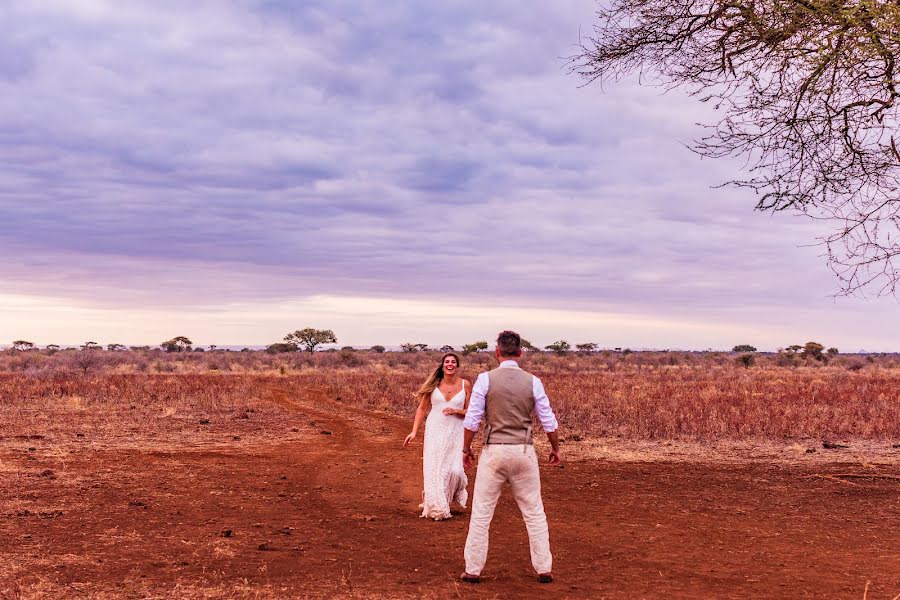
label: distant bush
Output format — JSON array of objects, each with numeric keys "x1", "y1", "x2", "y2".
[
  {"x1": 801, "y1": 342, "x2": 826, "y2": 361},
  {"x1": 735, "y1": 353, "x2": 755, "y2": 368},
  {"x1": 462, "y1": 341, "x2": 488, "y2": 355},
  {"x1": 545, "y1": 340, "x2": 571, "y2": 356},
  {"x1": 266, "y1": 343, "x2": 298, "y2": 354}
]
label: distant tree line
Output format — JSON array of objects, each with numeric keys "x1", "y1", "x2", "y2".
[{"x1": 4, "y1": 333, "x2": 849, "y2": 360}]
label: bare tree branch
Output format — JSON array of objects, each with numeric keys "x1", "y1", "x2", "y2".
[{"x1": 571, "y1": 0, "x2": 900, "y2": 296}]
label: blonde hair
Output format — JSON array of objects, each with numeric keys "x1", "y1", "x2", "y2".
[{"x1": 415, "y1": 353, "x2": 461, "y2": 398}]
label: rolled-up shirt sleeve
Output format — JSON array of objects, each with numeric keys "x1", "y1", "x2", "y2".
[
  {"x1": 463, "y1": 372, "x2": 489, "y2": 432},
  {"x1": 532, "y1": 376, "x2": 558, "y2": 432}
]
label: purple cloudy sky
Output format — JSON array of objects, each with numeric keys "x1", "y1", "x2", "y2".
[{"x1": 1, "y1": 0, "x2": 898, "y2": 350}]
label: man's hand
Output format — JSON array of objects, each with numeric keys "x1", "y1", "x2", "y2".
[
  {"x1": 442, "y1": 407, "x2": 457, "y2": 416},
  {"x1": 546, "y1": 431, "x2": 561, "y2": 466},
  {"x1": 403, "y1": 432, "x2": 415, "y2": 448},
  {"x1": 548, "y1": 448, "x2": 561, "y2": 467},
  {"x1": 463, "y1": 448, "x2": 475, "y2": 470}
]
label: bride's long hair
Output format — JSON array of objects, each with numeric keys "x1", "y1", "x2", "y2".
[{"x1": 415, "y1": 352, "x2": 461, "y2": 398}]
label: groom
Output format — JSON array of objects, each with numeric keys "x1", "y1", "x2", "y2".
[{"x1": 460, "y1": 330, "x2": 561, "y2": 584}]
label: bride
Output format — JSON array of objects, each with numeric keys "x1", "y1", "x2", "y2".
[{"x1": 403, "y1": 352, "x2": 470, "y2": 520}]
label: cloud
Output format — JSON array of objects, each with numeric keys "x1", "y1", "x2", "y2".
[{"x1": 0, "y1": 0, "x2": 890, "y2": 347}]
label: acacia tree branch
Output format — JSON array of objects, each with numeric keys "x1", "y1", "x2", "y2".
[{"x1": 572, "y1": 0, "x2": 900, "y2": 295}]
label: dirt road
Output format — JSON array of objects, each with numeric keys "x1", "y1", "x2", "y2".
[{"x1": 2, "y1": 386, "x2": 899, "y2": 599}]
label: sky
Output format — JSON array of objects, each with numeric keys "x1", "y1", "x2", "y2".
[{"x1": 2, "y1": 0, "x2": 899, "y2": 351}]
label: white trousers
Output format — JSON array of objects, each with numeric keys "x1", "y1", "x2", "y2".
[{"x1": 463, "y1": 444, "x2": 552, "y2": 575}]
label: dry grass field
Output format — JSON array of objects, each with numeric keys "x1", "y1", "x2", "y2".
[{"x1": 1, "y1": 349, "x2": 899, "y2": 598}]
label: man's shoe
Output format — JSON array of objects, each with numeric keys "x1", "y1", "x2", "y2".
[
  {"x1": 538, "y1": 573, "x2": 553, "y2": 584},
  {"x1": 460, "y1": 572, "x2": 481, "y2": 584}
]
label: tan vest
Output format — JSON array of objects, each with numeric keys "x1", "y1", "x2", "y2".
[{"x1": 485, "y1": 367, "x2": 535, "y2": 445}]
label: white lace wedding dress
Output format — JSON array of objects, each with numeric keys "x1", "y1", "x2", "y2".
[{"x1": 420, "y1": 382, "x2": 468, "y2": 520}]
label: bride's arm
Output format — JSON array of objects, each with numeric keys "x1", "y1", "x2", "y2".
[
  {"x1": 403, "y1": 395, "x2": 430, "y2": 447},
  {"x1": 454, "y1": 379, "x2": 472, "y2": 418},
  {"x1": 442, "y1": 380, "x2": 470, "y2": 418}
]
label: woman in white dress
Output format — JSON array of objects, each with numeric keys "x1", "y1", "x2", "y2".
[{"x1": 402, "y1": 352, "x2": 470, "y2": 520}]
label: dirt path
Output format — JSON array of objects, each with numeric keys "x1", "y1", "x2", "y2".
[{"x1": 2, "y1": 385, "x2": 900, "y2": 599}]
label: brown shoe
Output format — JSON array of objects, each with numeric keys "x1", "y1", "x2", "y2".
[
  {"x1": 538, "y1": 573, "x2": 553, "y2": 584},
  {"x1": 460, "y1": 572, "x2": 481, "y2": 584}
]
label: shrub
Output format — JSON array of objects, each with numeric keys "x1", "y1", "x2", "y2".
[
  {"x1": 846, "y1": 359, "x2": 865, "y2": 371},
  {"x1": 732, "y1": 344, "x2": 757, "y2": 352},
  {"x1": 736, "y1": 353, "x2": 755, "y2": 368},
  {"x1": 801, "y1": 342, "x2": 826, "y2": 361}
]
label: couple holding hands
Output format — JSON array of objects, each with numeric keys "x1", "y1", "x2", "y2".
[{"x1": 402, "y1": 330, "x2": 562, "y2": 584}]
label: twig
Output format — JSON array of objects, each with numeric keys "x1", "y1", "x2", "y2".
[
  {"x1": 863, "y1": 580, "x2": 870, "y2": 600},
  {"x1": 826, "y1": 473, "x2": 900, "y2": 481},
  {"x1": 804, "y1": 474, "x2": 862, "y2": 486},
  {"x1": 803, "y1": 473, "x2": 900, "y2": 487},
  {"x1": 341, "y1": 560, "x2": 353, "y2": 596}
]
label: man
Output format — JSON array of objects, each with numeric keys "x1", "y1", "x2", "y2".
[{"x1": 460, "y1": 330, "x2": 561, "y2": 584}]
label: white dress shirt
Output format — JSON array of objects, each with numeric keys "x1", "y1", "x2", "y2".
[{"x1": 463, "y1": 360, "x2": 558, "y2": 433}]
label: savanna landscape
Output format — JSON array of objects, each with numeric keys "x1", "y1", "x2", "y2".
[
  {"x1": 2, "y1": 344, "x2": 899, "y2": 599},
  {"x1": 8, "y1": 0, "x2": 900, "y2": 598}
]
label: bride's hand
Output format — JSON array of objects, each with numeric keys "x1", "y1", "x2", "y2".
[
  {"x1": 403, "y1": 432, "x2": 415, "y2": 448},
  {"x1": 442, "y1": 407, "x2": 457, "y2": 416}
]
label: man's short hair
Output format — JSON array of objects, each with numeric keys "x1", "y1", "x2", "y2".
[{"x1": 496, "y1": 330, "x2": 521, "y2": 357}]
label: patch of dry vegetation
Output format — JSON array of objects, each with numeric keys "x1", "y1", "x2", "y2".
[{"x1": 2, "y1": 349, "x2": 899, "y2": 442}]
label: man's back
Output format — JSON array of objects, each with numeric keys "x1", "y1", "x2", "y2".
[{"x1": 485, "y1": 367, "x2": 535, "y2": 445}]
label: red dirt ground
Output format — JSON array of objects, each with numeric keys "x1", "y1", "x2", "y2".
[{"x1": 2, "y1": 386, "x2": 899, "y2": 599}]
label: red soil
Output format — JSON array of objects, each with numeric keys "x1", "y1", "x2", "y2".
[{"x1": 2, "y1": 386, "x2": 899, "y2": 599}]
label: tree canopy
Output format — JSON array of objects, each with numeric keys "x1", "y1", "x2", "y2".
[
  {"x1": 732, "y1": 344, "x2": 758, "y2": 353},
  {"x1": 573, "y1": 0, "x2": 900, "y2": 295},
  {"x1": 462, "y1": 340, "x2": 489, "y2": 355},
  {"x1": 161, "y1": 336, "x2": 193, "y2": 353},
  {"x1": 545, "y1": 340, "x2": 571, "y2": 356},
  {"x1": 284, "y1": 328, "x2": 337, "y2": 353}
]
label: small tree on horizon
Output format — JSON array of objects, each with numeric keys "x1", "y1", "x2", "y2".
[
  {"x1": 11, "y1": 340, "x2": 34, "y2": 352},
  {"x1": 400, "y1": 343, "x2": 429, "y2": 353},
  {"x1": 520, "y1": 338, "x2": 539, "y2": 352},
  {"x1": 462, "y1": 341, "x2": 489, "y2": 355},
  {"x1": 545, "y1": 340, "x2": 571, "y2": 356},
  {"x1": 81, "y1": 341, "x2": 101, "y2": 351},
  {"x1": 284, "y1": 328, "x2": 337, "y2": 353},
  {"x1": 801, "y1": 342, "x2": 826, "y2": 361},
  {"x1": 161, "y1": 336, "x2": 193, "y2": 353},
  {"x1": 576, "y1": 342, "x2": 598, "y2": 353},
  {"x1": 369, "y1": 345, "x2": 386, "y2": 353},
  {"x1": 732, "y1": 344, "x2": 757, "y2": 353}
]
